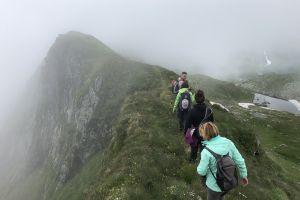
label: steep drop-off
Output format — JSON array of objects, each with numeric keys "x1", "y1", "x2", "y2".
[{"x1": 0, "y1": 32, "x2": 299, "y2": 200}]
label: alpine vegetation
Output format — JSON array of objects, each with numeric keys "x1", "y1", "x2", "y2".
[{"x1": 0, "y1": 32, "x2": 299, "y2": 200}]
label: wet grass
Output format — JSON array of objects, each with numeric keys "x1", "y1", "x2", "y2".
[{"x1": 52, "y1": 72, "x2": 299, "y2": 200}]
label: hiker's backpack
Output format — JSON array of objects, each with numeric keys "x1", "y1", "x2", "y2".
[
  {"x1": 179, "y1": 91, "x2": 191, "y2": 111},
  {"x1": 185, "y1": 107, "x2": 213, "y2": 145},
  {"x1": 205, "y1": 147, "x2": 239, "y2": 192}
]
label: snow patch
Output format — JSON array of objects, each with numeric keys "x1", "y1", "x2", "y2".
[
  {"x1": 238, "y1": 102, "x2": 277, "y2": 111},
  {"x1": 260, "y1": 106, "x2": 276, "y2": 111},
  {"x1": 210, "y1": 101, "x2": 230, "y2": 112},
  {"x1": 289, "y1": 100, "x2": 300, "y2": 111},
  {"x1": 238, "y1": 103, "x2": 255, "y2": 109}
]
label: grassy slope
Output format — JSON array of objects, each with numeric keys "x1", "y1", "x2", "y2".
[
  {"x1": 237, "y1": 73, "x2": 300, "y2": 101},
  {"x1": 191, "y1": 74, "x2": 300, "y2": 199},
  {"x1": 4, "y1": 32, "x2": 299, "y2": 199},
  {"x1": 48, "y1": 72, "x2": 299, "y2": 200},
  {"x1": 231, "y1": 72, "x2": 300, "y2": 198},
  {"x1": 50, "y1": 67, "x2": 204, "y2": 200},
  {"x1": 189, "y1": 74, "x2": 253, "y2": 104}
]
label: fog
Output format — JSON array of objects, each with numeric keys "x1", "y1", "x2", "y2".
[{"x1": 1, "y1": 0, "x2": 300, "y2": 122}]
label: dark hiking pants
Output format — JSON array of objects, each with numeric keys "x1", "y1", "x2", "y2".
[
  {"x1": 177, "y1": 110, "x2": 188, "y2": 131},
  {"x1": 207, "y1": 188, "x2": 225, "y2": 200}
]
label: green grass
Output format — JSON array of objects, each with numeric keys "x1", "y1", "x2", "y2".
[
  {"x1": 11, "y1": 70, "x2": 299, "y2": 200},
  {"x1": 190, "y1": 74, "x2": 253, "y2": 104},
  {"x1": 3, "y1": 32, "x2": 299, "y2": 200},
  {"x1": 237, "y1": 72, "x2": 300, "y2": 100},
  {"x1": 49, "y1": 72, "x2": 299, "y2": 200}
]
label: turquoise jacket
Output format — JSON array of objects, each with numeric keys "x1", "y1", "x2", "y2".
[
  {"x1": 173, "y1": 88, "x2": 195, "y2": 112},
  {"x1": 197, "y1": 135, "x2": 247, "y2": 192}
]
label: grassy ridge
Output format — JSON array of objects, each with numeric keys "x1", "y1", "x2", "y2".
[
  {"x1": 51, "y1": 72, "x2": 299, "y2": 199},
  {"x1": 3, "y1": 32, "x2": 299, "y2": 199},
  {"x1": 52, "y1": 67, "x2": 205, "y2": 199},
  {"x1": 7, "y1": 69, "x2": 299, "y2": 200}
]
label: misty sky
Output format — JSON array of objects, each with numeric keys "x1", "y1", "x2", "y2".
[{"x1": 0, "y1": 0, "x2": 300, "y2": 121}]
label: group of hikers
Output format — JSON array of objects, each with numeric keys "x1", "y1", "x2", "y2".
[{"x1": 171, "y1": 72, "x2": 249, "y2": 200}]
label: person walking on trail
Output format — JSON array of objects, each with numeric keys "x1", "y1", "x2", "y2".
[
  {"x1": 184, "y1": 90, "x2": 214, "y2": 162},
  {"x1": 173, "y1": 82, "x2": 195, "y2": 131},
  {"x1": 197, "y1": 122, "x2": 248, "y2": 200},
  {"x1": 172, "y1": 72, "x2": 189, "y2": 94},
  {"x1": 179, "y1": 71, "x2": 188, "y2": 84}
]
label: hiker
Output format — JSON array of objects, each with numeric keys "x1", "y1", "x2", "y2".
[
  {"x1": 180, "y1": 71, "x2": 188, "y2": 84},
  {"x1": 197, "y1": 122, "x2": 248, "y2": 200},
  {"x1": 184, "y1": 90, "x2": 214, "y2": 162},
  {"x1": 173, "y1": 81, "x2": 195, "y2": 131},
  {"x1": 172, "y1": 72, "x2": 189, "y2": 94}
]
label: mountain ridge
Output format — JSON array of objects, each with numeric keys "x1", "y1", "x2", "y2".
[{"x1": 0, "y1": 32, "x2": 299, "y2": 200}]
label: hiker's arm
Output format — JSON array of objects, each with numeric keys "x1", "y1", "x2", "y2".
[
  {"x1": 230, "y1": 141, "x2": 247, "y2": 178},
  {"x1": 173, "y1": 93, "x2": 180, "y2": 112},
  {"x1": 197, "y1": 151, "x2": 209, "y2": 176}
]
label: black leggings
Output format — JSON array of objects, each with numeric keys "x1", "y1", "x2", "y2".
[{"x1": 177, "y1": 110, "x2": 189, "y2": 130}]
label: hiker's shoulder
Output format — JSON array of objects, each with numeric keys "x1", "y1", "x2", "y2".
[
  {"x1": 218, "y1": 136, "x2": 235, "y2": 147},
  {"x1": 200, "y1": 147, "x2": 211, "y2": 157},
  {"x1": 218, "y1": 136, "x2": 230, "y2": 142},
  {"x1": 179, "y1": 88, "x2": 189, "y2": 94}
]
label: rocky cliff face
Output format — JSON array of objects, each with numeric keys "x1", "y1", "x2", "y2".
[
  {"x1": 0, "y1": 32, "x2": 167, "y2": 199},
  {"x1": 1, "y1": 32, "x2": 299, "y2": 200},
  {"x1": 23, "y1": 32, "x2": 120, "y2": 182}
]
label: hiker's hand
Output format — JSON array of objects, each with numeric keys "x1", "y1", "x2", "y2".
[{"x1": 241, "y1": 177, "x2": 248, "y2": 186}]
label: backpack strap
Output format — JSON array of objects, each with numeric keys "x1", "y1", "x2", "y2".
[
  {"x1": 199, "y1": 107, "x2": 213, "y2": 125},
  {"x1": 200, "y1": 108, "x2": 208, "y2": 124},
  {"x1": 205, "y1": 146, "x2": 221, "y2": 182},
  {"x1": 204, "y1": 146, "x2": 222, "y2": 159},
  {"x1": 180, "y1": 90, "x2": 189, "y2": 99},
  {"x1": 208, "y1": 165, "x2": 217, "y2": 180}
]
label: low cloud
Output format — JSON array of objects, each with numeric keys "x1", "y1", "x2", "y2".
[{"x1": 0, "y1": 0, "x2": 299, "y2": 120}]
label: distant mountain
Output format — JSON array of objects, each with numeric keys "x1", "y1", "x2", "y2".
[
  {"x1": 0, "y1": 32, "x2": 299, "y2": 200},
  {"x1": 189, "y1": 74, "x2": 253, "y2": 104},
  {"x1": 237, "y1": 72, "x2": 300, "y2": 101}
]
